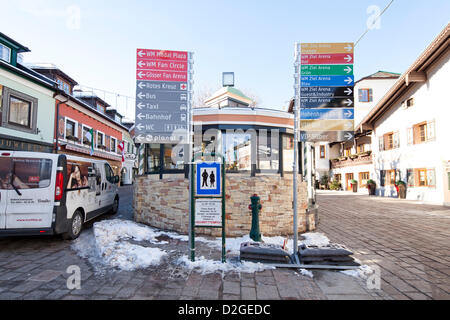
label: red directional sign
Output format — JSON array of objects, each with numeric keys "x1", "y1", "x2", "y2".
[
  {"x1": 136, "y1": 49, "x2": 188, "y2": 61},
  {"x1": 301, "y1": 53, "x2": 353, "y2": 65},
  {"x1": 136, "y1": 59, "x2": 188, "y2": 72},
  {"x1": 136, "y1": 70, "x2": 188, "y2": 82}
]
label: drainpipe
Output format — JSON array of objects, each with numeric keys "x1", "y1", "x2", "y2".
[{"x1": 54, "y1": 92, "x2": 69, "y2": 154}]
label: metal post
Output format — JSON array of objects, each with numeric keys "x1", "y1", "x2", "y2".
[
  {"x1": 188, "y1": 52, "x2": 194, "y2": 261},
  {"x1": 293, "y1": 43, "x2": 301, "y2": 259}
]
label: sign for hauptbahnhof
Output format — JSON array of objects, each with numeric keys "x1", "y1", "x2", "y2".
[
  {"x1": 134, "y1": 49, "x2": 191, "y2": 144},
  {"x1": 299, "y1": 43, "x2": 355, "y2": 142}
]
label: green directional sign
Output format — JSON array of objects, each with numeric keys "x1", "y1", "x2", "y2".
[{"x1": 301, "y1": 64, "x2": 353, "y2": 76}]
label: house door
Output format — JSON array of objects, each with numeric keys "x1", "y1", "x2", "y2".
[{"x1": 345, "y1": 173, "x2": 354, "y2": 191}]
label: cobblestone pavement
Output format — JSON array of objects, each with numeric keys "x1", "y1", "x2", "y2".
[
  {"x1": 316, "y1": 190, "x2": 450, "y2": 300},
  {"x1": 0, "y1": 186, "x2": 385, "y2": 300}
]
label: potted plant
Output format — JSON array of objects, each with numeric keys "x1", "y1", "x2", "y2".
[
  {"x1": 350, "y1": 179, "x2": 358, "y2": 193},
  {"x1": 396, "y1": 180, "x2": 407, "y2": 199},
  {"x1": 320, "y1": 174, "x2": 329, "y2": 190},
  {"x1": 367, "y1": 179, "x2": 376, "y2": 196}
]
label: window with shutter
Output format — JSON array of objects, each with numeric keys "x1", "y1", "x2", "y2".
[{"x1": 369, "y1": 89, "x2": 373, "y2": 102}]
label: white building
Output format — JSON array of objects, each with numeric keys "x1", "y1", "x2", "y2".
[
  {"x1": 357, "y1": 23, "x2": 450, "y2": 205},
  {"x1": 315, "y1": 71, "x2": 400, "y2": 190}
]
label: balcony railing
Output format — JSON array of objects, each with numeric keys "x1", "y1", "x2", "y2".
[{"x1": 330, "y1": 151, "x2": 372, "y2": 169}]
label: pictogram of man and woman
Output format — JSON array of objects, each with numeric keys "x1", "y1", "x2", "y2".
[{"x1": 201, "y1": 169, "x2": 216, "y2": 188}]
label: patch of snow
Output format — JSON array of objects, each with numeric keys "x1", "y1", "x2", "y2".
[
  {"x1": 300, "y1": 232, "x2": 330, "y2": 247},
  {"x1": 72, "y1": 219, "x2": 168, "y2": 272},
  {"x1": 176, "y1": 255, "x2": 274, "y2": 275},
  {"x1": 341, "y1": 265, "x2": 374, "y2": 279},
  {"x1": 298, "y1": 269, "x2": 314, "y2": 278}
]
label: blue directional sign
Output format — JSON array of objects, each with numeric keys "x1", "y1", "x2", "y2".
[
  {"x1": 196, "y1": 162, "x2": 221, "y2": 196},
  {"x1": 301, "y1": 75, "x2": 354, "y2": 87},
  {"x1": 300, "y1": 108, "x2": 354, "y2": 120}
]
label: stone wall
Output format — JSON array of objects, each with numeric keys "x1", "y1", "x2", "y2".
[{"x1": 134, "y1": 173, "x2": 317, "y2": 237}]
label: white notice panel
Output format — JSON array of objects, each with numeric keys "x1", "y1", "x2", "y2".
[{"x1": 195, "y1": 199, "x2": 222, "y2": 227}]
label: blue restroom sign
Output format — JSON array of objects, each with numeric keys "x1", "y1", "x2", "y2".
[{"x1": 196, "y1": 162, "x2": 221, "y2": 196}]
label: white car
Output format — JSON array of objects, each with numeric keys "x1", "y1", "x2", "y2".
[{"x1": 0, "y1": 151, "x2": 119, "y2": 240}]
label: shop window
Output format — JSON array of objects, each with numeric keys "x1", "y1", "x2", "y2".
[
  {"x1": 386, "y1": 170, "x2": 396, "y2": 186},
  {"x1": 223, "y1": 131, "x2": 252, "y2": 172},
  {"x1": 164, "y1": 144, "x2": 184, "y2": 170},
  {"x1": 334, "y1": 174, "x2": 341, "y2": 182},
  {"x1": 0, "y1": 157, "x2": 52, "y2": 190},
  {"x1": 282, "y1": 135, "x2": 294, "y2": 173},
  {"x1": 257, "y1": 131, "x2": 279, "y2": 172},
  {"x1": 146, "y1": 144, "x2": 160, "y2": 173}
]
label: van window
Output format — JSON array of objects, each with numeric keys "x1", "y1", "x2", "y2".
[
  {"x1": 104, "y1": 163, "x2": 114, "y2": 183},
  {"x1": 0, "y1": 157, "x2": 52, "y2": 189},
  {"x1": 67, "y1": 160, "x2": 92, "y2": 190}
]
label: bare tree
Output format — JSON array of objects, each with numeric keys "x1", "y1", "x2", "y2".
[{"x1": 192, "y1": 85, "x2": 215, "y2": 108}]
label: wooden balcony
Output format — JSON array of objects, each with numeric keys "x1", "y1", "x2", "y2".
[{"x1": 330, "y1": 151, "x2": 373, "y2": 169}]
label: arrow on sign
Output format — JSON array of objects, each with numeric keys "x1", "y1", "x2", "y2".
[
  {"x1": 344, "y1": 88, "x2": 353, "y2": 95},
  {"x1": 344, "y1": 109, "x2": 353, "y2": 118},
  {"x1": 344, "y1": 66, "x2": 352, "y2": 74},
  {"x1": 136, "y1": 123, "x2": 144, "y2": 130},
  {"x1": 138, "y1": 82, "x2": 146, "y2": 89},
  {"x1": 344, "y1": 122, "x2": 353, "y2": 129},
  {"x1": 137, "y1": 102, "x2": 145, "y2": 110},
  {"x1": 344, "y1": 77, "x2": 353, "y2": 85},
  {"x1": 137, "y1": 61, "x2": 145, "y2": 68},
  {"x1": 137, "y1": 71, "x2": 145, "y2": 78},
  {"x1": 137, "y1": 92, "x2": 145, "y2": 99},
  {"x1": 344, "y1": 44, "x2": 353, "y2": 52},
  {"x1": 344, "y1": 132, "x2": 354, "y2": 141},
  {"x1": 137, "y1": 50, "x2": 145, "y2": 58},
  {"x1": 344, "y1": 55, "x2": 353, "y2": 63},
  {"x1": 344, "y1": 99, "x2": 353, "y2": 106},
  {"x1": 137, "y1": 113, "x2": 145, "y2": 120},
  {"x1": 136, "y1": 134, "x2": 144, "y2": 142}
]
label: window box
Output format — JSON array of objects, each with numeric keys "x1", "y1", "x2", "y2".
[{"x1": 66, "y1": 135, "x2": 79, "y2": 142}]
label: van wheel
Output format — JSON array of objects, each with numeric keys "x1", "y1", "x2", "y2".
[
  {"x1": 62, "y1": 211, "x2": 83, "y2": 240},
  {"x1": 110, "y1": 197, "x2": 119, "y2": 215}
]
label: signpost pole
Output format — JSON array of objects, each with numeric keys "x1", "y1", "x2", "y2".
[
  {"x1": 293, "y1": 43, "x2": 301, "y2": 259},
  {"x1": 188, "y1": 52, "x2": 194, "y2": 262}
]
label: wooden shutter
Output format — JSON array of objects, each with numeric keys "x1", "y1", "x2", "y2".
[
  {"x1": 379, "y1": 136, "x2": 384, "y2": 151},
  {"x1": 426, "y1": 120, "x2": 435, "y2": 141},
  {"x1": 358, "y1": 89, "x2": 363, "y2": 102},
  {"x1": 427, "y1": 169, "x2": 436, "y2": 187},
  {"x1": 407, "y1": 169, "x2": 415, "y2": 187},
  {"x1": 393, "y1": 132, "x2": 400, "y2": 149},
  {"x1": 407, "y1": 128, "x2": 413, "y2": 145},
  {"x1": 369, "y1": 89, "x2": 373, "y2": 102},
  {"x1": 380, "y1": 170, "x2": 385, "y2": 187}
]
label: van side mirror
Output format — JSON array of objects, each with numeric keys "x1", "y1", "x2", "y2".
[{"x1": 114, "y1": 175, "x2": 119, "y2": 184}]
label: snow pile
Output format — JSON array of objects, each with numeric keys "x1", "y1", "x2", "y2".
[
  {"x1": 341, "y1": 264, "x2": 375, "y2": 279},
  {"x1": 300, "y1": 232, "x2": 330, "y2": 247},
  {"x1": 297, "y1": 269, "x2": 314, "y2": 278},
  {"x1": 176, "y1": 255, "x2": 274, "y2": 275},
  {"x1": 72, "y1": 219, "x2": 168, "y2": 272}
]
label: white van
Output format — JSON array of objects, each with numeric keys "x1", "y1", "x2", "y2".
[{"x1": 0, "y1": 151, "x2": 119, "y2": 239}]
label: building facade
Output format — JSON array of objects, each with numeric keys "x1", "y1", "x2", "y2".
[
  {"x1": 358, "y1": 23, "x2": 450, "y2": 205},
  {"x1": 0, "y1": 33, "x2": 57, "y2": 154}
]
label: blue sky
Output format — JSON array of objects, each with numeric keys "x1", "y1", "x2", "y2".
[{"x1": 1, "y1": 0, "x2": 449, "y2": 118}]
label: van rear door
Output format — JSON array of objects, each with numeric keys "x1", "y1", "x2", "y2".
[
  {"x1": 0, "y1": 152, "x2": 13, "y2": 229},
  {"x1": 5, "y1": 155, "x2": 55, "y2": 229}
]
